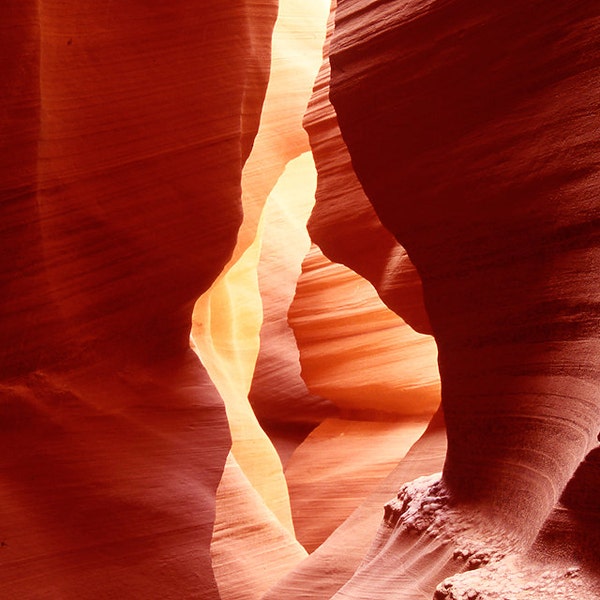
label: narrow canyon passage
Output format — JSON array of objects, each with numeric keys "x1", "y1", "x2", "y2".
[{"x1": 1, "y1": 1, "x2": 599, "y2": 599}]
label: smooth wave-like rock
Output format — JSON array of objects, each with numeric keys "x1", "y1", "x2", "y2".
[
  {"x1": 304, "y1": 0, "x2": 432, "y2": 336},
  {"x1": 1, "y1": 1, "x2": 277, "y2": 598},
  {"x1": 4, "y1": 1, "x2": 599, "y2": 599},
  {"x1": 285, "y1": 417, "x2": 430, "y2": 552},
  {"x1": 248, "y1": 152, "x2": 338, "y2": 456},
  {"x1": 193, "y1": 4, "x2": 332, "y2": 597},
  {"x1": 192, "y1": 0, "x2": 330, "y2": 500},
  {"x1": 290, "y1": 244, "x2": 439, "y2": 419},
  {"x1": 325, "y1": 1, "x2": 600, "y2": 597},
  {"x1": 263, "y1": 410, "x2": 447, "y2": 598},
  {"x1": 211, "y1": 453, "x2": 307, "y2": 600},
  {"x1": 282, "y1": 239, "x2": 439, "y2": 553}
]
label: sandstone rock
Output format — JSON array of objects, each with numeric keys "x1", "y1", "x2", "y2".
[
  {"x1": 0, "y1": 1, "x2": 277, "y2": 597},
  {"x1": 4, "y1": 1, "x2": 599, "y2": 599},
  {"x1": 323, "y1": 0, "x2": 600, "y2": 597}
]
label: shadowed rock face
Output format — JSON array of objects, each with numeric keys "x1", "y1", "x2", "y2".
[
  {"x1": 330, "y1": 0, "x2": 600, "y2": 527},
  {"x1": 321, "y1": 0, "x2": 600, "y2": 598},
  {"x1": 304, "y1": 0, "x2": 432, "y2": 336}
]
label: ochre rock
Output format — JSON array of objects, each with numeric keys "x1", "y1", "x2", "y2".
[
  {"x1": 282, "y1": 241, "x2": 439, "y2": 553},
  {"x1": 192, "y1": 3, "x2": 332, "y2": 598},
  {"x1": 284, "y1": 418, "x2": 431, "y2": 552},
  {"x1": 210, "y1": 453, "x2": 307, "y2": 600},
  {"x1": 263, "y1": 410, "x2": 447, "y2": 599},
  {"x1": 289, "y1": 244, "x2": 439, "y2": 419},
  {"x1": 331, "y1": 0, "x2": 600, "y2": 529},
  {"x1": 248, "y1": 152, "x2": 339, "y2": 462},
  {"x1": 192, "y1": 0, "x2": 330, "y2": 495}
]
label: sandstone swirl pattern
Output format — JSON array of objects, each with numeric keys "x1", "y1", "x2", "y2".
[
  {"x1": 2, "y1": 1, "x2": 599, "y2": 599},
  {"x1": 1, "y1": 2, "x2": 276, "y2": 598},
  {"x1": 323, "y1": 1, "x2": 600, "y2": 598}
]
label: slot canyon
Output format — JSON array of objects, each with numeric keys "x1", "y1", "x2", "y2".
[{"x1": 1, "y1": 0, "x2": 599, "y2": 598}]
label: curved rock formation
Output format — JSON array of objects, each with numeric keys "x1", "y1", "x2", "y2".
[
  {"x1": 192, "y1": 3, "x2": 333, "y2": 597},
  {"x1": 304, "y1": 0, "x2": 432, "y2": 336},
  {"x1": 290, "y1": 244, "x2": 439, "y2": 419},
  {"x1": 263, "y1": 410, "x2": 448, "y2": 599},
  {"x1": 1, "y1": 1, "x2": 277, "y2": 598},
  {"x1": 4, "y1": 1, "x2": 599, "y2": 599},
  {"x1": 282, "y1": 240, "x2": 439, "y2": 553},
  {"x1": 324, "y1": 1, "x2": 600, "y2": 598},
  {"x1": 248, "y1": 153, "x2": 338, "y2": 459}
]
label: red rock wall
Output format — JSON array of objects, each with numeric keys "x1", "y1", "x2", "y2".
[
  {"x1": 266, "y1": 2, "x2": 600, "y2": 599},
  {"x1": 304, "y1": 0, "x2": 432, "y2": 336},
  {"x1": 5, "y1": 2, "x2": 599, "y2": 599},
  {"x1": 330, "y1": 0, "x2": 600, "y2": 531},
  {"x1": 313, "y1": 2, "x2": 600, "y2": 598},
  {"x1": 0, "y1": 2, "x2": 277, "y2": 598}
]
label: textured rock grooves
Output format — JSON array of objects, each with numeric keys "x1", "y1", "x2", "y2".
[
  {"x1": 1, "y1": 1, "x2": 276, "y2": 598},
  {"x1": 325, "y1": 0, "x2": 600, "y2": 599},
  {"x1": 303, "y1": 0, "x2": 432, "y2": 336},
  {"x1": 3, "y1": 1, "x2": 600, "y2": 599}
]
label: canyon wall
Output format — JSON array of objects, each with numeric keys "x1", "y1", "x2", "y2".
[
  {"x1": 1, "y1": 1, "x2": 277, "y2": 598},
  {"x1": 324, "y1": 1, "x2": 600, "y2": 598},
  {"x1": 2, "y1": 1, "x2": 599, "y2": 599},
  {"x1": 267, "y1": 1, "x2": 600, "y2": 599}
]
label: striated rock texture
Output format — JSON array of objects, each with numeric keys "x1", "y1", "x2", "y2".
[
  {"x1": 331, "y1": 0, "x2": 600, "y2": 528},
  {"x1": 1, "y1": 1, "x2": 277, "y2": 598},
  {"x1": 304, "y1": 0, "x2": 432, "y2": 336},
  {"x1": 263, "y1": 410, "x2": 448, "y2": 599},
  {"x1": 4, "y1": 1, "x2": 600, "y2": 599},
  {"x1": 284, "y1": 242, "x2": 439, "y2": 552},
  {"x1": 322, "y1": 1, "x2": 600, "y2": 598},
  {"x1": 247, "y1": 153, "x2": 339, "y2": 456},
  {"x1": 290, "y1": 244, "x2": 439, "y2": 420},
  {"x1": 192, "y1": 3, "x2": 333, "y2": 598}
]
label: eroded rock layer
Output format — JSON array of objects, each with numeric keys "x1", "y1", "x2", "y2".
[
  {"x1": 1, "y1": 2, "x2": 277, "y2": 598},
  {"x1": 4, "y1": 1, "x2": 599, "y2": 599},
  {"x1": 331, "y1": 0, "x2": 600, "y2": 529},
  {"x1": 304, "y1": 0, "x2": 432, "y2": 336},
  {"x1": 290, "y1": 244, "x2": 439, "y2": 419},
  {"x1": 323, "y1": 1, "x2": 600, "y2": 598}
]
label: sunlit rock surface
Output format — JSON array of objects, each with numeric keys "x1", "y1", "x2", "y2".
[
  {"x1": 3, "y1": 0, "x2": 599, "y2": 599},
  {"x1": 247, "y1": 153, "x2": 339, "y2": 463},
  {"x1": 191, "y1": 2, "x2": 331, "y2": 597},
  {"x1": 281, "y1": 240, "x2": 439, "y2": 553},
  {"x1": 210, "y1": 453, "x2": 306, "y2": 600},
  {"x1": 290, "y1": 245, "x2": 439, "y2": 420}
]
